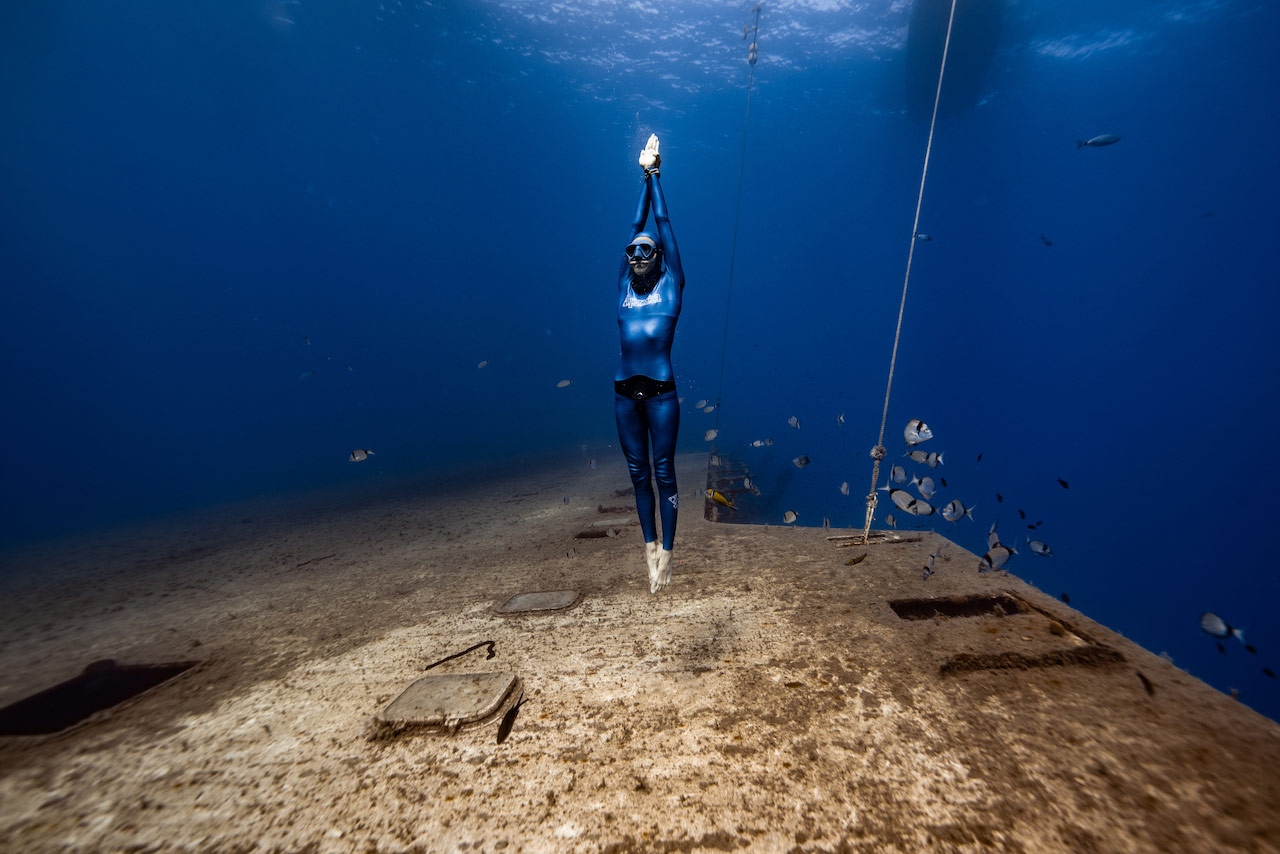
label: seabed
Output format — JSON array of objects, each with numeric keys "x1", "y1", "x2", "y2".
[{"x1": 0, "y1": 453, "x2": 1277, "y2": 853}]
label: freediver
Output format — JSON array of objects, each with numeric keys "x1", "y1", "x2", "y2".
[{"x1": 615, "y1": 133, "x2": 685, "y2": 594}]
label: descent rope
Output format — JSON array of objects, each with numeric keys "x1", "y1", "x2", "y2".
[
  {"x1": 711, "y1": 2, "x2": 762, "y2": 444},
  {"x1": 860, "y1": 0, "x2": 958, "y2": 544}
]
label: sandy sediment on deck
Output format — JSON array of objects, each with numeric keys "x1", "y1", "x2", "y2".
[{"x1": 0, "y1": 452, "x2": 1278, "y2": 853}]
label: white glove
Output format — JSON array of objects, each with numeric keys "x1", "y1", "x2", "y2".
[{"x1": 638, "y1": 133, "x2": 661, "y2": 172}]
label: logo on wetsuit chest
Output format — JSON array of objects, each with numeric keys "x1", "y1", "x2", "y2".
[
  {"x1": 622, "y1": 287, "x2": 662, "y2": 309},
  {"x1": 668, "y1": 494, "x2": 678, "y2": 510}
]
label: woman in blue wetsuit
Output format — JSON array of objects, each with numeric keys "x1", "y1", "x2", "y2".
[{"x1": 617, "y1": 133, "x2": 685, "y2": 595}]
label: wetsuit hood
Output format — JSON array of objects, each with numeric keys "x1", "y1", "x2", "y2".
[{"x1": 629, "y1": 232, "x2": 659, "y2": 250}]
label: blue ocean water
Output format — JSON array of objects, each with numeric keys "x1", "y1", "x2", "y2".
[{"x1": 2, "y1": 0, "x2": 1277, "y2": 720}]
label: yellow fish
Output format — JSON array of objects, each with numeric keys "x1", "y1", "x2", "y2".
[
  {"x1": 706, "y1": 488, "x2": 736, "y2": 509},
  {"x1": 845, "y1": 553, "x2": 868, "y2": 566}
]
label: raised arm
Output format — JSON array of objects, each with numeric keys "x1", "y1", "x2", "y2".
[
  {"x1": 648, "y1": 172, "x2": 683, "y2": 289},
  {"x1": 620, "y1": 178, "x2": 652, "y2": 281},
  {"x1": 630, "y1": 177, "x2": 652, "y2": 238}
]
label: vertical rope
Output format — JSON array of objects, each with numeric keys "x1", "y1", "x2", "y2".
[
  {"x1": 860, "y1": 0, "x2": 958, "y2": 543},
  {"x1": 712, "y1": 2, "x2": 761, "y2": 442}
]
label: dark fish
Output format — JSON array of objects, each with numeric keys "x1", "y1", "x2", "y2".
[
  {"x1": 1077, "y1": 133, "x2": 1121, "y2": 148},
  {"x1": 1060, "y1": 593, "x2": 1071, "y2": 604},
  {"x1": 1217, "y1": 642, "x2": 1226, "y2": 654},
  {"x1": 792, "y1": 455, "x2": 811, "y2": 468},
  {"x1": 1136, "y1": 671, "x2": 1155, "y2": 697},
  {"x1": 1039, "y1": 234, "x2": 1053, "y2": 246},
  {"x1": 1264, "y1": 668, "x2": 1276, "y2": 679},
  {"x1": 1057, "y1": 478, "x2": 1069, "y2": 489},
  {"x1": 996, "y1": 493, "x2": 1003, "y2": 503},
  {"x1": 940, "y1": 477, "x2": 948, "y2": 487},
  {"x1": 1246, "y1": 644, "x2": 1258, "y2": 655},
  {"x1": 976, "y1": 453, "x2": 983, "y2": 462},
  {"x1": 1200, "y1": 211, "x2": 1213, "y2": 219},
  {"x1": 1017, "y1": 509, "x2": 1026, "y2": 520},
  {"x1": 496, "y1": 692, "x2": 529, "y2": 744}
]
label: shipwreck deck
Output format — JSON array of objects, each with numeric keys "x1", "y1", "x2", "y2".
[{"x1": 0, "y1": 453, "x2": 1277, "y2": 853}]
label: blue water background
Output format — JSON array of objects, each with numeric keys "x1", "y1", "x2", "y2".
[{"x1": 2, "y1": 0, "x2": 1277, "y2": 719}]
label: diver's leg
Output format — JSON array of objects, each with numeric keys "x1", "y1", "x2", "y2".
[
  {"x1": 648, "y1": 391, "x2": 680, "y2": 591},
  {"x1": 615, "y1": 393, "x2": 658, "y2": 546}
]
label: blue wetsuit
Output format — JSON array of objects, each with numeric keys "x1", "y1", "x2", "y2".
[{"x1": 616, "y1": 172, "x2": 684, "y2": 551}]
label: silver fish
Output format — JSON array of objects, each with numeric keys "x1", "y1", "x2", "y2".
[
  {"x1": 941, "y1": 499, "x2": 974, "y2": 523},
  {"x1": 904, "y1": 418, "x2": 933, "y2": 445},
  {"x1": 891, "y1": 489, "x2": 933, "y2": 516},
  {"x1": 589, "y1": 458, "x2": 598, "y2": 470},
  {"x1": 1200, "y1": 612, "x2": 1246, "y2": 644},
  {"x1": 979, "y1": 545, "x2": 1014, "y2": 573},
  {"x1": 696, "y1": 399, "x2": 708, "y2": 408},
  {"x1": 926, "y1": 451, "x2": 944, "y2": 468},
  {"x1": 891, "y1": 464, "x2": 908, "y2": 484},
  {"x1": 788, "y1": 415, "x2": 801, "y2": 429},
  {"x1": 349, "y1": 449, "x2": 375, "y2": 462},
  {"x1": 836, "y1": 413, "x2": 845, "y2": 426},
  {"x1": 840, "y1": 481, "x2": 850, "y2": 496},
  {"x1": 783, "y1": 510, "x2": 798, "y2": 523},
  {"x1": 750, "y1": 439, "x2": 767, "y2": 448},
  {"x1": 987, "y1": 521, "x2": 1000, "y2": 550},
  {"x1": 710, "y1": 454, "x2": 722, "y2": 467},
  {"x1": 913, "y1": 475, "x2": 936, "y2": 500},
  {"x1": 704, "y1": 429, "x2": 719, "y2": 441},
  {"x1": 885, "y1": 513, "x2": 897, "y2": 529},
  {"x1": 1027, "y1": 539, "x2": 1052, "y2": 556},
  {"x1": 889, "y1": 489, "x2": 916, "y2": 512},
  {"x1": 905, "y1": 450, "x2": 929, "y2": 463},
  {"x1": 923, "y1": 546, "x2": 942, "y2": 579},
  {"x1": 914, "y1": 232, "x2": 932, "y2": 241},
  {"x1": 792, "y1": 455, "x2": 810, "y2": 468},
  {"x1": 703, "y1": 405, "x2": 715, "y2": 414},
  {"x1": 1077, "y1": 133, "x2": 1121, "y2": 148}
]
